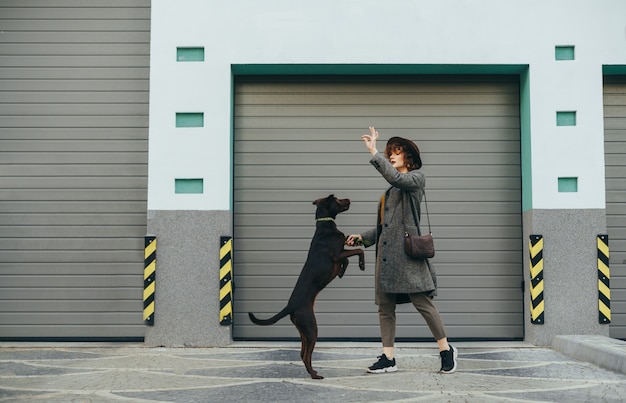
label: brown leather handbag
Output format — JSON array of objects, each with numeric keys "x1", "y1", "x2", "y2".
[{"x1": 403, "y1": 190, "x2": 435, "y2": 259}]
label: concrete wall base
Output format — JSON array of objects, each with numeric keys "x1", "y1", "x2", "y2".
[
  {"x1": 144, "y1": 210, "x2": 232, "y2": 347},
  {"x1": 523, "y1": 209, "x2": 609, "y2": 346}
]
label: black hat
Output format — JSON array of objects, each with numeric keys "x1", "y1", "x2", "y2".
[{"x1": 387, "y1": 137, "x2": 422, "y2": 169}]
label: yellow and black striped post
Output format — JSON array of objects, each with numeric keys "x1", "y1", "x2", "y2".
[
  {"x1": 219, "y1": 236, "x2": 234, "y2": 326},
  {"x1": 529, "y1": 234, "x2": 544, "y2": 324},
  {"x1": 143, "y1": 235, "x2": 156, "y2": 326},
  {"x1": 597, "y1": 234, "x2": 611, "y2": 324}
]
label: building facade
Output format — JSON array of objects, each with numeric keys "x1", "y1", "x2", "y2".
[{"x1": 1, "y1": 0, "x2": 626, "y2": 346}]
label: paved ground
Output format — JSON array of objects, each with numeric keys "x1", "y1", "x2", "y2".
[{"x1": 1, "y1": 341, "x2": 625, "y2": 402}]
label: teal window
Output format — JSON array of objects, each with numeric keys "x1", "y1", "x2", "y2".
[
  {"x1": 558, "y1": 177, "x2": 578, "y2": 193},
  {"x1": 555, "y1": 46, "x2": 575, "y2": 61},
  {"x1": 177, "y1": 47, "x2": 204, "y2": 62},
  {"x1": 176, "y1": 113, "x2": 204, "y2": 128},
  {"x1": 556, "y1": 111, "x2": 576, "y2": 126},
  {"x1": 175, "y1": 179, "x2": 204, "y2": 194}
]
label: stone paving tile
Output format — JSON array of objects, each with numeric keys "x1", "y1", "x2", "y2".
[
  {"x1": 36, "y1": 354, "x2": 262, "y2": 373},
  {"x1": 462, "y1": 349, "x2": 571, "y2": 362},
  {"x1": 0, "y1": 350, "x2": 102, "y2": 361},
  {"x1": 316, "y1": 370, "x2": 594, "y2": 394},
  {"x1": 0, "y1": 370, "x2": 243, "y2": 394},
  {"x1": 198, "y1": 348, "x2": 367, "y2": 362},
  {"x1": 1, "y1": 391, "x2": 44, "y2": 403},
  {"x1": 0, "y1": 361, "x2": 88, "y2": 377},
  {"x1": 187, "y1": 362, "x2": 337, "y2": 379},
  {"x1": 473, "y1": 361, "x2": 626, "y2": 381},
  {"x1": 2, "y1": 391, "x2": 135, "y2": 403},
  {"x1": 118, "y1": 381, "x2": 423, "y2": 403},
  {"x1": 492, "y1": 382, "x2": 626, "y2": 403},
  {"x1": 0, "y1": 345, "x2": 624, "y2": 402}
]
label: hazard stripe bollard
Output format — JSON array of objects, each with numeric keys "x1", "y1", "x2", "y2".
[
  {"x1": 597, "y1": 234, "x2": 611, "y2": 324},
  {"x1": 219, "y1": 236, "x2": 234, "y2": 326},
  {"x1": 143, "y1": 235, "x2": 156, "y2": 325},
  {"x1": 529, "y1": 234, "x2": 544, "y2": 324}
]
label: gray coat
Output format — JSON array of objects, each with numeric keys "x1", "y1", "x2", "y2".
[{"x1": 361, "y1": 153, "x2": 437, "y2": 304}]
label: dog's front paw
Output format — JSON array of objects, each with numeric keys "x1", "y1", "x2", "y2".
[{"x1": 338, "y1": 261, "x2": 348, "y2": 278}]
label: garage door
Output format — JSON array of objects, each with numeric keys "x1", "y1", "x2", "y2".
[
  {"x1": 233, "y1": 75, "x2": 523, "y2": 340},
  {"x1": 0, "y1": 2, "x2": 149, "y2": 340},
  {"x1": 604, "y1": 75, "x2": 626, "y2": 340}
]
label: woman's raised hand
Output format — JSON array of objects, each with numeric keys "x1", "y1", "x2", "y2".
[{"x1": 361, "y1": 126, "x2": 379, "y2": 155}]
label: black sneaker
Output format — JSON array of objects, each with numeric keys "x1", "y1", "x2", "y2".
[
  {"x1": 439, "y1": 345, "x2": 458, "y2": 374},
  {"x1": 367, "y1": 354, "x2": 397, "y2": 373}
]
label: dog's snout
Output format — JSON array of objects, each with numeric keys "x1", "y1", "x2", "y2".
[{"x1": 338, "y1": 198, "x2": 351, "y2": 211}]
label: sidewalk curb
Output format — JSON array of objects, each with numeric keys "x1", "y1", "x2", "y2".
[{"x1": 553, "y1": 334, "x2": 626, "y2": 374}]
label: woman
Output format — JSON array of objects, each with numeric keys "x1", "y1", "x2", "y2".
[{"x1": 346, "y1": 127, "x2": 457, "y2": 374}]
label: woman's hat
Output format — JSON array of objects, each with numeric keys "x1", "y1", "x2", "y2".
[{"x1": 387, "y1": 137, "x2": 422, "y2": 169}]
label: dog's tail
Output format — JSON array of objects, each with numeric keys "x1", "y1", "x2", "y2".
[{"x1": 248, "y1": 306, "x2": 292, "y2": 326}]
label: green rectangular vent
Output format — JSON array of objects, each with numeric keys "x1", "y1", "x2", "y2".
[
  {"x1": 177, "y1": 47, "x2": 205, "y2": 62},
  {"x1": 175, "y1": 179, "x2": 204, "y2": 194},
  {"x1": 176, "y1": 113, "x2": 204, "y2": 128},
  {"x1": 556, "y1": 111, "x2": 576, "y2": 126},
  {"x1": 555, "y1": 46, "x2": 575, "y2": 60},
  {"x1": 558, "y1": 177, "x2": 578, "y2": 193}
]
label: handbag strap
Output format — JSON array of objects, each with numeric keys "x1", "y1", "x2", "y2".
[{"x1": 406, "y1": 190, "x2": 431, "y2": 235}]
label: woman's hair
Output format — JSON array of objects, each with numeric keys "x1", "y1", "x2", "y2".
[{"x1": 384, "y1": 142, "x2": 420, "y2": 171}]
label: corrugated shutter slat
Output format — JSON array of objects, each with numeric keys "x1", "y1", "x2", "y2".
[
  {"x1": 233, "y1": 76, "x2": 523, "y2": 340},
  {"x1": 0, "y1": 1, "x2": 149, "y2": 340},
  {"x1": 604, "y1": 76, "x2": 626, "y2": 338}
]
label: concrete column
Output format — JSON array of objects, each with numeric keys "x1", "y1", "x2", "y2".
[
  {"x1": 523, "y1": 209, "x2": 609, "y2": 345},
  {"x1": 144, "y1": 210, "x2": 232, "y2": 347}
]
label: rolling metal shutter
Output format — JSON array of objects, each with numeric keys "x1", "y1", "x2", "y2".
[
  {"x1": 0, "y1": 1, "x2": 150, "y2": 339},
  {"x1": 233, "y1": 76, "x2": 523, "y2": 340},
  {"x1": 604, "y1": 76, "x2": 626, "y2": 339}
]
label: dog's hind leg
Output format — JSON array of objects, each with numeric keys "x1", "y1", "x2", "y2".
[
  {"x1": 292, "y1": 310, "x2": 322, "y2": 379},
  {"x1": 301, "y1": 333, "x2": 321, "y2": 379}
]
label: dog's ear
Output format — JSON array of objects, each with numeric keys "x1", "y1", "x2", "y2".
[{"x1": 313, "y1": 195, "x2": 334, "y2": 205}]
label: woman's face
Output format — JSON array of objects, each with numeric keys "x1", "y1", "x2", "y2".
[{"x1": 388, "y1": 149, "x2": 408, "y2": 173}]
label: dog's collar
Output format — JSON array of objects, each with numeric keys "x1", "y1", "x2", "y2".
[{"x1": 315, "y1": 217, "x2": 335, "y2": 222}]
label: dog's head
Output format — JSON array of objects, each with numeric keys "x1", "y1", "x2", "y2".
[{"x1": 312, "y1": 194, "x2": 350, "y2": 219}]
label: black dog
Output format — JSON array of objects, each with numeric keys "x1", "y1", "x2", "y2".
[{"x1": 248, "y1": 194, "x2": 365, "y2": 379}]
